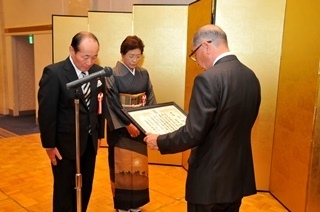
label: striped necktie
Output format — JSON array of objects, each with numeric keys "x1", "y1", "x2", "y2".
[
  {"x1": 81, "y1": 72, "x2": 92, "y2": 134},
  {"x1": 81, "y1": 72, "x2": 91, "y2": 109}
]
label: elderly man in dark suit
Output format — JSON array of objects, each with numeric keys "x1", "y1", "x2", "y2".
[
  {"x1": 38, "y1": 31, "x2": 106, "y2": 212},
  {"x1": 144, "y1": 24, "x2": 261, "y2": 212}
]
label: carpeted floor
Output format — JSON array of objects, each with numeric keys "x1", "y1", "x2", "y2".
[{"x1": 0, "y1": 114, "x2": 39, "y2": 138}]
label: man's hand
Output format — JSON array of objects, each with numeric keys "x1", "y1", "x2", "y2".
[
  {"x1": 143, "y1": 133, "x2": 160, "y2": 150},
  {"x1": 45, "y1": 147, "x2": 62, "y2": 166}
]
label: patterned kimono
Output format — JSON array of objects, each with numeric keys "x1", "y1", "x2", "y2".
[{"x1": 104, "y1": 61, "x2": 157, "y2": 210}]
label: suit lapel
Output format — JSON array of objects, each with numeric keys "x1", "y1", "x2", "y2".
[
  {"x1": 64, "y1": 58, "x2": 88, "y2": 109},
  {"x1": 64, "y1": 58, "x2": 77, "y2": 81}
]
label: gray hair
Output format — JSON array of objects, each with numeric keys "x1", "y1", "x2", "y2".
[{"x1": 193, "y1": 24, "x2": 228, "y2": 47}]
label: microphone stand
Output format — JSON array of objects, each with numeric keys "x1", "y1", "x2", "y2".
[
  {"x1": 66, "y1": 69, "x2": 112, "y2": 211},
  {"x1": 74, "y1": 88, "x2": 82, "y2": 212}
]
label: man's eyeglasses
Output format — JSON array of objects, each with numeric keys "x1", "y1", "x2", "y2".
[{"x1": 188, "y1": 40, "x2": 212, "y2": 61}]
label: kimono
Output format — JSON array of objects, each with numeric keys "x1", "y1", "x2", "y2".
[{"x1": 104, "y1": 61, "x2": 157, "y2": 210}]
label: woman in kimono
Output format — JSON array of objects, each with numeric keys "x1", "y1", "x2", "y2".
[{"x1": 104, "y1": 35, "x2": 157, "y2": 212}]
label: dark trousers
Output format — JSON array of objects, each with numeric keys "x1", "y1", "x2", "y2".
[
  {"x1": 52, "y1": 136, "x2": 96, "y2": 212},
  {"x1": 187, "y1": 199, "x2": 242, "y2": 212}
]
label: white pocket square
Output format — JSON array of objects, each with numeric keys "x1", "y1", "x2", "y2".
[{"x1": 97, "y1": 80, "x2": 102, "y2": 87}]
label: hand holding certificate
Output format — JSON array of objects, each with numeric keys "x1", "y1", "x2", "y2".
[
  {"x1": 122, "y1": 102, "x2": 187, "y2": 150},
  {"x1": 143, "y1": 133, "x2": 159, "y2": 150},
  {"x1": 122, "y1": 102, "x2": 186, "y2": 135}
]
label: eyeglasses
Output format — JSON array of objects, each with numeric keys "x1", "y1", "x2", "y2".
[{"x1": 188, "y1": 40, "x2": 212, "y2": 61}]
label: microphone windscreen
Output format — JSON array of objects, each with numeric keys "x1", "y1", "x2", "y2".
[{"x1": 103, "y1": 66, "x2": 113, "y2": 77}]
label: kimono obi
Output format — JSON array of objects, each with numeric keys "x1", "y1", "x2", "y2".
[{"x1": 120, "y1": 92, "x2": 146, "y2": 108}]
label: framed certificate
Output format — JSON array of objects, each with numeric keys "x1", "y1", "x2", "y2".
[{"x1": 122, "y1": 102, "x2": 187, "y2": 135}]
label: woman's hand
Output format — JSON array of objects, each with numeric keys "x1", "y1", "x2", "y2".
[{"x1": 126, "y1": 123, "x2": 140, "y2": 138}]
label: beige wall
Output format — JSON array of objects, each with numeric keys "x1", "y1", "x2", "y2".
[
  {"x1": 0, "y1": 0, "x2": 92, "y2": 115},
  {"x1": 0, "y1": 0, "x2": 6, "y2": 114},
  {"x1": 2, "y1": 0, "x2": 92, "y2": 28},
  {"x1": 2, "y1": 0, "x2": 66, "y2": 27},
  {"x1": 33, "y1": 33, "x2": 54, "y2": 119},
  {"x1": 4, "y1": 35, "x2": 15, "y2": 114}
]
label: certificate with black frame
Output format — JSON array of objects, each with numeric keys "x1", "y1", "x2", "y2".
[{"x1": 122, "y1": 102, "x2": 187, "y2": 135}]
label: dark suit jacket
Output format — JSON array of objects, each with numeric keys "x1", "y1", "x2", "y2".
[
  {"x1": 157, "y1": 55, "x2": 261, "y2": 204},
  {"x1": 38, "y1": 57, "x2": 105, "y2": 160}
]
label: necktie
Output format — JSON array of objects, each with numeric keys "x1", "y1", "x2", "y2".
[
  {"x1": 81, "y1": 72, "x2": 91, "y2": 108},
  {"x1": 81, "y1": 72, "x2": 92, "y2": 134}
]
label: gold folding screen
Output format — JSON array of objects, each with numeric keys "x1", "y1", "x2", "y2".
[
  {"x1": 215, "y1": 0, "x2": 286, "y2": 191},
  {"x1": 52, "y1": 1, "x2": 212, "y2": 165},
  {"x1": 88, "y1": 11, "x2": 133, "y2": 67},
  {"x1": 133, "y1": 5, "x2": 188, "y2": 165},
  {"x1": 52, "y1": 15, "x2": 88, "y2": 63}
]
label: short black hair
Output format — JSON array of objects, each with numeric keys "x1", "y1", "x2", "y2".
[{"x1": 70, "y1": 31, "x2": 100, "y2": 53}]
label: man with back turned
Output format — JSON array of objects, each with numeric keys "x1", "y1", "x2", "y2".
[{"x1": 144, "y1": 24, "x2": 261, "y2": 212}]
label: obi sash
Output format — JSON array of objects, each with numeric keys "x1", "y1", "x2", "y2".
[{"x1": 120, "y1": 92, "x2": 146, "y2": 108}]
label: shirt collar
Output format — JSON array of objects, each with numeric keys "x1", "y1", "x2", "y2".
[
  {"x1": 69, "y1": 56, "x2": 86, "y2": 78},
  {"x1": 120, "y1": 61, "x2": 135, "y2": 75},
  {"x1": 213, "y1": 52, "x2": 234, "y2": 66}
]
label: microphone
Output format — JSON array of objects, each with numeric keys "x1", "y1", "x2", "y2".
[{"x1": 66, "y1": 66, "x2": 113, "y2": 89}]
